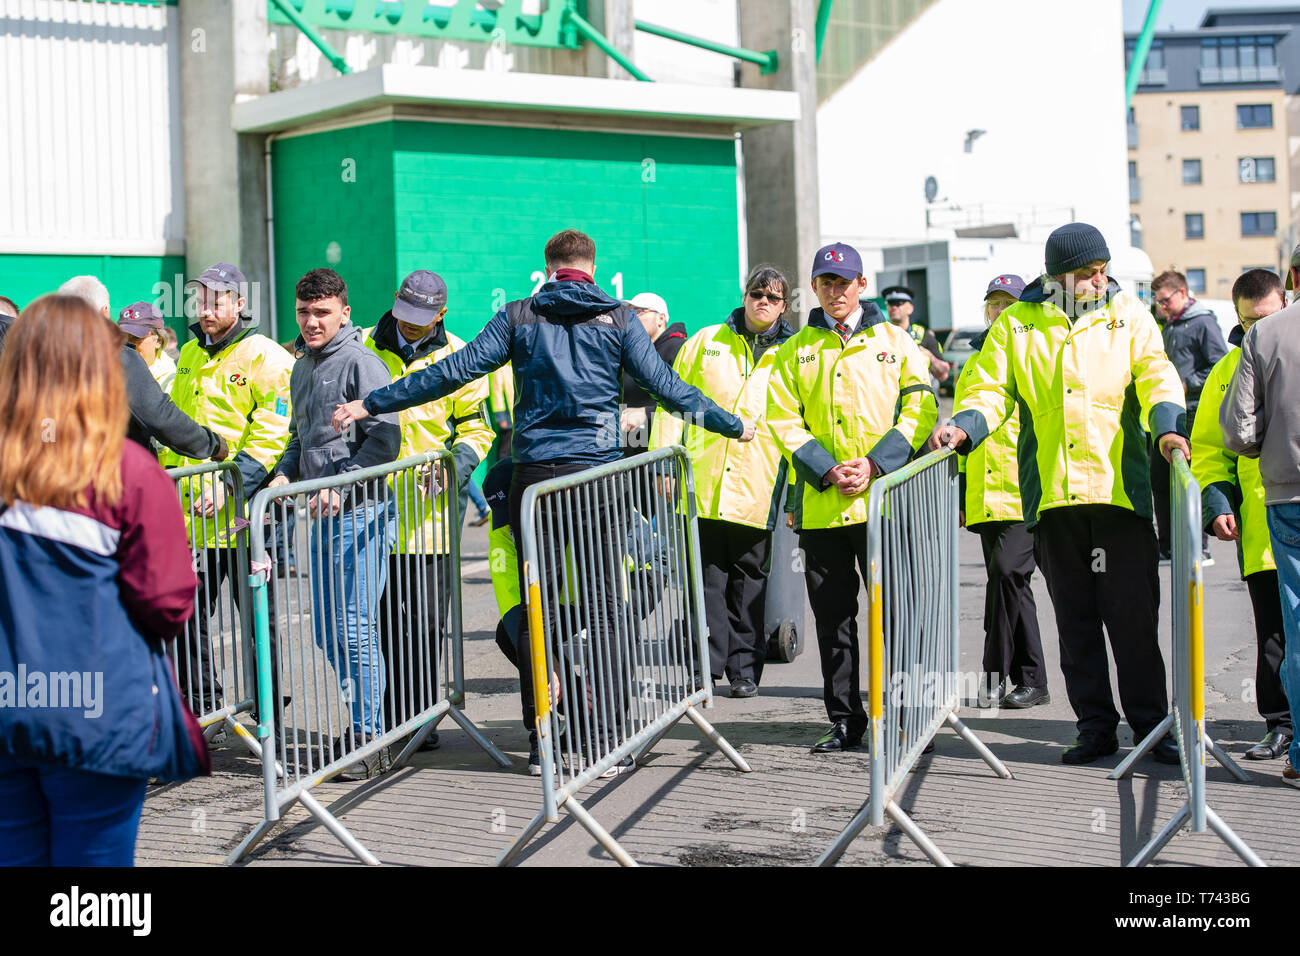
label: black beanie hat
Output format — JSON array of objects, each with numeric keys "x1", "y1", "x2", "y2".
[{"x1": 1044, "y1": 223, "x2": 1110, "y2": 276}]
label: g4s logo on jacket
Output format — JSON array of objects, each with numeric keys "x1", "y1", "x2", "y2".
[
  {"x1": 1106, "y1": 317, "x2": 1126, "y2": 330},
  {"x1": 876, "y1": 351, "x2": 897, "y2": 364},
  {"x1": 228, "y1": 373, "x2": 248, "y2": 386}
]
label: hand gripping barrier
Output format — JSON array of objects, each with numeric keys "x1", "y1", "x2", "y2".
[
  {"x1": 227, "y1": 451, "x2": 509, "y2": 865},
  {"x1": 165, "y1": 462, "x2": 259, "y2": 754},
  {"x1": 817, "y1": 451, "x2": 1012, "y2": 867},
  {"x1": 1108, "y1": 450, "x2": 1264, "y2": 867},
  {"x1": 496, "y1": 447, "x2": 752, "y2": 866}
]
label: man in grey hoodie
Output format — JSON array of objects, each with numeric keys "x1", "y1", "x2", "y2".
[
  {"x1": 269, "y1": 268, "x2": 401, "y2": 780},
  {"x1": 1152, "y1": 270, "x2": 1228, "y2": 561},
  {"x1": 1221, "y1": 255, "x2": 1300, "y2": 788}
]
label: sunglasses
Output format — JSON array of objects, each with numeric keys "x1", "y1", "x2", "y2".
[{"x1": 746, "y1": 290, "x2": 784, "y2": 303}]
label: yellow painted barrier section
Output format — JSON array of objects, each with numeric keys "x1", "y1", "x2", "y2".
[
  {"x1": 1190, "y1": 579, "x2": 1204, "y2": 722},
  {"x1": 526, "y1": 564, "x2": 550, "y2": 721},
  {"x1": 869, "y1": 574, "x2": 883, "y2": 720}
]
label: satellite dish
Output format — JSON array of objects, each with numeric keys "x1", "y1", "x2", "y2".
[{"x1": 924, "y1": 176, "x2": 938, "y2": 203}]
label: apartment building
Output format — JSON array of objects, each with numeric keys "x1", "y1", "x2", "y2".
[{"x1": 1126, "y1": 8, "x2": 1299, "y2": 297}]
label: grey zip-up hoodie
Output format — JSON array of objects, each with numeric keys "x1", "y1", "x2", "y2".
[
  {"x1": 275, "y1": 324, "x2": 401, "y2": 482},
  {"x1": 1161, "y1": 298, "x2": 1228, "y2": 408},
  {"x1": 1221, "y1": 302, "x2": 1300, "y2": 505}
]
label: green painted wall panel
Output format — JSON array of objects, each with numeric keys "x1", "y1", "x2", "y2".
[
  {"x1": 0, "y1": 254, "x2": 190, "y2": 337},
  {"x1": 271, "y1": 119, "x2": 740, "y2": 345}
]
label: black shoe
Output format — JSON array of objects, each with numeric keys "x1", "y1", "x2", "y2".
[
  {"x1": 730, "y1": 677, "x2": 758, "y2": 699},
  {"x1": 418, "y1": 730, "x2": 441, "y2": 752},
  {"x1": 333, "y1": 743, "x2": 392, "y2": 782},
  {"x1": 978, "y1": 676, "x2": 1011, "y2": 708},
  {"x1": 1003, "y1": 685, "x2": 1050, "y2": 709},
  {"x1": 528, "y1": 732, "x2": 542, "y2": 776},
  {"x1": 1149, "y1": 734, "x2": 1180, "y2": 765},
  {"x1": 1245, "y1": 730, "x2": 1293, "y2": 760},
  {"x1": 811, "y1": 720, "x2": 863, "y2": 754},
  {"x1": 1062, "y1": 731, "x2": 1119, "y2": 764}
]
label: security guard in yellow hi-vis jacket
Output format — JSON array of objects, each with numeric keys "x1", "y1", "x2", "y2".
[
  {"x1": 650, "y1": 265, "x2": 795, "y2": 700},
  {"x1": 767, "y1": 243, "x2": 938, "y2": 753},
  {"x1": 362, "y1": 270, "x2": 494, "y2": 744},
  {"x1": 163, "y1": 262, "x2": 294, "y2": 721},
  {"x1": 1191, "y1": 269, "x2": 1291, "y2": 760},
  {"x1": 933, "y1": 223, "x2": 1188, "y2": 766},
  {"x1": 955, "y1": 275, "x2": 1049, "y2": 711}
]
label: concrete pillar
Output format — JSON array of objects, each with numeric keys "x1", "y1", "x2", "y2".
[
  {"x1": 178, "y1": 0, "x2": 272, "y2": 331},
  {"x1": 738, "y1": 0, "x2": 820, "y2": 327}
]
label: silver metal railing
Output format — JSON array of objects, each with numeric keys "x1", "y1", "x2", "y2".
[
  {"x1": 818, "y1": 451, "x2": 1011, "y2": 867},
  {"x1": 496, "y1": 447, "x2": 752, "y2": 866},
  {"x1": 226, "y1": 451, "x2": 509, "y2": 865},
  {"x1": 1109, "y1": 450, "x2": 1263, "y2": 866}
]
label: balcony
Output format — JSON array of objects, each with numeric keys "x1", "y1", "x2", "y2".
[
  {"x1": 1127, "y1": 122, "x2": 1139, "y2": 149},
  {"x1": 1199, "y1": 65, "x2": 1283, "y2": 84},
  {"x1": 1138, "y1": 67, "x2": 1168, "y2": 85}
]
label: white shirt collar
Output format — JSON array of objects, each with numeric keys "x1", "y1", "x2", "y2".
[{"x1": 837, "y1": 306, "x2": 864, "y2": 334}]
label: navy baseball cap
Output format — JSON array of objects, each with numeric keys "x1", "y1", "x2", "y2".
[
  {"x1": 187, "y1": 262, "x2": 247, "y2": 294},
  {"x1": 118, "y1": 301, "x2": 164, "y2": 337},
  {"x1": 984, "y1": 274, "x2": 1026, "y2": 300},
  {"x1": 392, "y1": 270, "x2": 448, "y2": 327},
  {"x1": 811, "y1": 243, "x2": 863, "y2": 281}
]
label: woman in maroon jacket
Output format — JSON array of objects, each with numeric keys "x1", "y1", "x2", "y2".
[{"x1": 0, "y1": 295, "x2": 208, "y2": 866}]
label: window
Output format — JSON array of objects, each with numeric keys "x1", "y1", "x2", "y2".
[
  {"x1": 1186, "y1": 269, "x2": 1206, "y2": 294},
  {"x1": 1126, "y1": 39, "x2": 1165, "y2": 70},
  {"x1": 1203, "y1": 36, "x2": 1277, "y2": 69},
  {"x1": 1181, "y1": 105, "x2": 1200, "y2": 131},
  {"x1": 1237, "y1": 104, "x2": 1274, "y2": 128},
  {"x1": 1182, "y1": 159, "x2": 1202, "y2": 185},
  {"x1": 1239, "y1": 157, "x2": 1276, "y2": 183},
  {"x1": 1185, "y1": 213, "x2": 1204, "y2": 239},
  {"x1": 1241, "y1": 211, "x2": 1277, "y2": 236}
]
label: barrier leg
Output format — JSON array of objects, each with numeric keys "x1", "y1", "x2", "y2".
[
  {"x1": 226, "y1": 795, "x2": 300, "y2": 865},
  {"x1": 1108, "y1": 713, "x2": 1174, "y2": 780},
  {"x1": 1125, "y1": 800, "x2": 1190, "y2": 867},
  {"x1": 944, "y1": 712, "x2": 1013, "y2": 779},
  {"x1": 884, "y1": 801, "x2": 953, "y2": 867},
  {"x1": 1204, "y1": 806, "x2": 1268, "y2": 867},
  {"x1": 563, "y1": 796, "x2": 638, "y2": 867},
  {"x1": 815, "y1": 796, "x2": 873, "y2": 867},
  {"x1": 632, "y1": 709, "x2": 686, "y2": 764},
  {"x1": 495, "y1": 808, "x2": 548, "y2": 867},
  {"x1": 297, "y1": 789, "x2": 380, "y2": 865},
  {"x1": 390, "y1": 713, "x2": 448, "y2": 771},
  {"x1": 683, "y1": 701, "x2": 752, "y2": 772},
  {"x1": 1206, "y1": 737, "x2": 1251, "y2": 782},
  {"x1": 227, "y1": 716, "x2": 291, "y2": 779},
  {"x1": 445, "y1": 706, "x2": 512, "y2": 767}
]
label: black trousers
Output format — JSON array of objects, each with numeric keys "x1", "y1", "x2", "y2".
[
  {"x1": 1246, "y1": 570, "x2": 1292, "y2": 733},
  {"x1": 799, "y1": 524, "x2": 869, "y2": 735},
  {"x1": 379, "y1": 552, "x2": 452, "y2": 732},
  {"x1": 173, "y1": 548, "x2": 282, "y2": 721},
  {"x1": 698, "y1": 517, "x2": 771, "y2": 684},
  {"x1": 973, "y1": 520, "x2": 1046, "y2": 689},
  {"x1": 1033, "y1": 504, "x2": 1169, "y2": 738},
  {"x1": 510, "y1": 460, "x2": 632, "y2": 748}
]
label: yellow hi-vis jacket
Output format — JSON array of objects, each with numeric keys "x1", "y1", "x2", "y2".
[
  {"x1": 363, "y1": 317, "x2": 493, "y2": 555},
  {"x1": 149, "y1": 350, "x2": 177, "y2": 394},
  {"x1": 648, "y1": 310, "x2": 795, "y2": 530},
  {"x1": 954, "y1": 328, "x2": 1023, "y2": 525},
  {"x1": 488, "y1": 363, "x2": 514, "y2": 430},
  {"x1": 1190, "y1": 342, "x2": 1274, "y2": 577},
  {"x1": 766, "y1": 304, "x2": 938, "y2": 530},
  {"x1": 163, "y1": 324, "x2": 294, "y2": 547},
  {"x1": 949, "y1": 279, "x2": 1186, "y2": 527}
]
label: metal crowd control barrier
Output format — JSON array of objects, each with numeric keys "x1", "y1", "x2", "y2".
[
  {"x1": 497, "y1": 447, "x2": 752, "y2": 866},
  {"x1": 1109, "y1": 450, "x2": 1263, "y2": 866},
  {"x1": 166, "y1": 462, "x2": 259, "y2": 755},
  {"x1": 818, "y1": 451, "x2": 1011, "y2": 867},
  {"x1": 227, "y1": 451, "x2": 509, "y2": 865}
]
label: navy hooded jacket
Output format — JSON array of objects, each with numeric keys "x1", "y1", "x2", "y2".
[{"x1": 364, "y1": 279, "x2": 745, "y2": 464}]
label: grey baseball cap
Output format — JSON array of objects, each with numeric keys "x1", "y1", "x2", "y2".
[
  {"x1": 1287, "y1": 245, "x2": 1300, "y2": 291},
  {"x1": 118, "y1": 301, "x2": 164, "y2": 337},
  {"x1": 392, "y1": 270, "x2": 448, "y2": 327},
  {"x1": 186, "y1": 262, "x2": 247, "y2": 294}
]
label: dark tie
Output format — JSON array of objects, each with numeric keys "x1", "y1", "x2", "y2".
[{"x1": 835, "y1": 322, "x2": 849, "y2": 342}]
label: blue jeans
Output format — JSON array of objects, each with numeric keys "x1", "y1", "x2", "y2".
[
  {"x1": 1266, "y1": 503, "x2": 1300, "y2": 767},
  {"x1": 0, "y1": 756, "x2": 148, "y2": 866},
  {"x1": 310, "y1": 500, "x2": 395, "y2": 739},
  {"x1": 468, "y1": 480, "x2": 488, "y2": 517}
]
